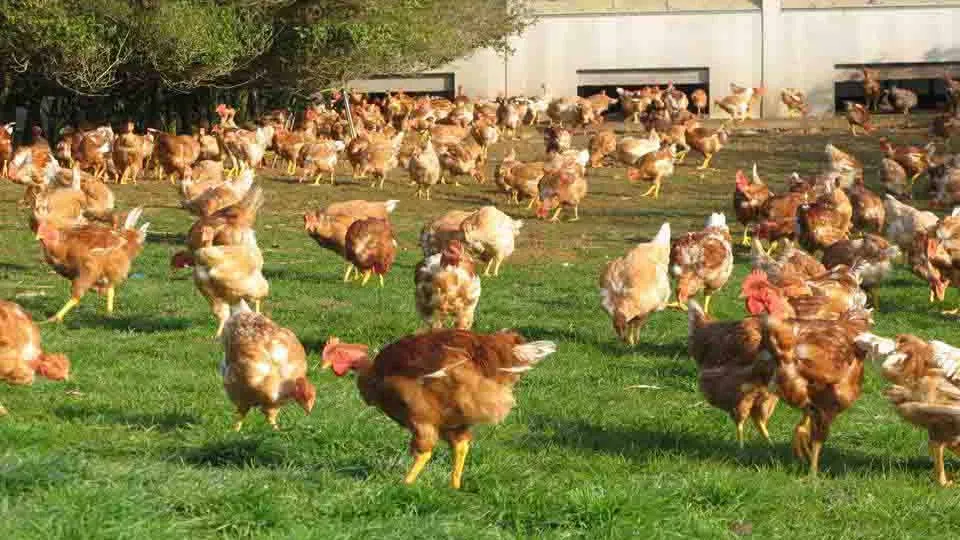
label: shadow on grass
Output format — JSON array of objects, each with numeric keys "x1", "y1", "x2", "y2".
[
  {"x1": 177, "y1": 439, "x2": 288, "y2": 469},
  {"x1": 146, "y1": 232, "x2": 187, "y2": 246},
  {"x1": 54, "y1": 404, "x2": 198, "y2": 432},
  {"x1": 0, "y1": 262, "x2": 31, "y2": 272},
  {"x1": 520, "y1": 414, "x2": 931, "y2": 479},
  {"x1": 85, "y1": 314, "x2": 192, "y2": 333}
]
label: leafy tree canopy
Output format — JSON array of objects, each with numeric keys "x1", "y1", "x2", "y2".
[{"x1": 0, "y1": 0, "x2": 532, "y2": 98}]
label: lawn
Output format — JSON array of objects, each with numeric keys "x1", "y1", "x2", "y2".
[{"x1": 3, "y1": 121, "x2": 960, "y2": 539}]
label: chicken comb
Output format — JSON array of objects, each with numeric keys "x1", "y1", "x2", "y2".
[
  {"x1": 742, "y1": 269, "x2": 770, "y2": 293},
  {"x1": 735, "y1": 169, "x2": 748, "y2": 188}
]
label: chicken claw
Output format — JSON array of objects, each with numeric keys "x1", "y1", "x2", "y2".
[
  {"x1": 450, "y1": 440, "x2": 470, "y2": 489},
  {"x1": 49, "y1": 297, "x2": 80, "y2": 323},
  {"x1": 931, "y1": 442, "x2": 954, "y2": 487},
  {"x1": 664, "y1": 301, "x2": 688, "y2": 311},
  {"x1": 792, "y1": 416, "x2": 813, "y2": 462},
  {"x1": 740, "y1": 229, "x2": 751, "y2": 247},
  {"x1": 403, "y1": 451, "x2": 433, "y2": 485},
  {"x1": 942, "y1": 308, "x2": 960, "y2": 316}
]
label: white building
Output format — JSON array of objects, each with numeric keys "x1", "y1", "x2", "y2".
[{"x1": 352, "y1": 0, "x2": 960, "y2": 118}]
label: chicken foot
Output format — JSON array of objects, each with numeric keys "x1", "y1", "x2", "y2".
[
  {"x1": 403, "y1": 451, "x2": 434, "y2": 485},
  {"x1": 741, "y1": 228, "x2": 752, "y2": 247},
  {"x1": 792, "y1": 414, "x2": 813, "y2": 462},
  {"x1": 752, "y1": 416, "x2": 773, "y2": 445},
  {"x1": 930, "y1": 441, "x2": 953, "y2": 487},
  {"x1": 233, "y1": 408, "x2": 250, "y2": 432},
  {"x1": 450, "y1": 439, "x2": 470, "y2": 489},
  {"x1": 49, "y1": 297, "x2": 81, "y2": 323},
  {"x1": 697, "y1": 154, "x2": 715, "y2": 170}
]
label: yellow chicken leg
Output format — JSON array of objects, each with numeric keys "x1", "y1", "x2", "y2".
[
  {"x1": 703, "y1": 294, "x2": 712, "y2": 314},
  {"x1": 640, "y1": 184, "x2": 658, "y2": 197},
  {"x1": 233, "y1": 409, "x2": 249, "y2": 432},
  {"x1": 106, "y1": 286, "x2": 115, "y2": 314},
  {"x1": 549, "y1": 207, "x2": 562, "y2": 222},
  {"x1": 483, "y1": 259, "x2": 495, "y2": 276},
  {"x1": 254, "y1": 300, "x2": 262, "y2": 314},
  {"x1": 741, "y1": 228, "x2": 751, "y2": 247},
  {"x1": 736, "y1": 420, "x2": 746, "y2": 449},
  {"x1": 403, "y1": 451, "x2": 433, "y2": 485},
  {"x1": 49, "y1": 297, "x2": 80, "y2": 323},
  {"x1": 343, "y1": 264, "x2": 355, "y2": 282},
  {"x1": 809, "y1": 440, "x2": 823, "y2": 478},
  {"x1": 450, "y1": 440, "x2": 471, "y2": 489},
  {"x1": 378, "y1": 274, "x2": 385, "y2": 288},
  {"x1": 753, "y1": 417, "x2": 772, "y2": 444},
  {"x1": 931, "y1": 441, "x2": 953, "y2": 486},
  {"x1": 361, "y1": 270, "x2": 373, "y2": 286},
  {"x1": 697, "y1": 154, "x2": 714, "y2": 170}
]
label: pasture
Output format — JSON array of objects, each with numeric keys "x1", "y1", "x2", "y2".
[{"x1": 2, "y1": 122, "x2": 960, "y2": 539}]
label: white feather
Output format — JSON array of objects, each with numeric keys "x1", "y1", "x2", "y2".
[
  {"x1": 512, "y1": 341, "x2": 557, "y2": 365},
  {"x1": 230, "y1": 300, "x2": 252, "y2": 317},
  {"x1": 384, "y1": 200, "x2": 399, "y2": 213},
  {"x1": 931, "y1": 341, "x2": 960, "y2": 381},
  {"x1": 652, "y1": 222, "x2": 671, "y2": 247},
  {"x1": 705, "y1": 212, "x2": 727, "y2": 230}
]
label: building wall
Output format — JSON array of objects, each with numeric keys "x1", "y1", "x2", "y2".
[{"x1": 354, "y1": 1, "x2": 960, "y2": 118}]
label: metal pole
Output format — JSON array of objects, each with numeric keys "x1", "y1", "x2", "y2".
[{"x1": 342, "y1": 87, "x2": 357, "y2": 139}]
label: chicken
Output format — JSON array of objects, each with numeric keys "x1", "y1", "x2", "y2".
[
  {"x1": 324, "y1": 199, "x2": 399, "y2": 222},
  {"x1": 751, "y1": 238, "x2": 827, "y2": 292},
  {"x1": 616, "y1": 87, "x2": 651, "y2": 125},
  {"x1": 218, "y1": 125, "x2": 274, "y2": 174},
  {"x1": 883, "y1": 85, "x2": 919, "y2": 117},
  {"x1": 148, "y1": 129, "x2": 201, "y2": 183},
  {"x1": 113, "y1": 122, "x2": 152, "y2": 185},
  {"x1": 714, "y1": 85, "x2": 764, "y2": 122},
  {"x1": 615, "y1": 130, "x2": 660, "y2": 166},
  {"x1": 931, "y1": 113, "x2": 960, "y2": 148},
  {"x1": 686, "y1": 300, "x2": 777, "y2": 446},
  {"x1": 862, "y1": 68, "x2": 883, "y2": 111},
  {"x1": 344, "y1": 217, "x2": 396, "y2": 287},
  {"x1": 761, "y1": 311, "x2": 871, "y2": 476},
  {"x1": 197, "y1": 126, "x2": 222, "y2": 163},
  {"x1": 780, "y1": 88, "x2": 809, "y2": 117},
  {"x1": 795, "y1": 180, "x2": 853, "y2": 253},
  {"x1": 920, "y1": 212, "x2": 960, "y2": 314},
  {"x1": 690, "y1": 88, "x2": 709, "y2": 117},
  {"x1": 880, "y1": 158, "x2": 910, "y2": 200},
  {"x1": 220, "y1": 301, "x2": 314, "y2": 431},
  {"x1": 599, "y1": 223, "x2": 672, "y2": 345},
  {"x1": 321, "y1": 330, "x2": 556, "y2": 489},
  {"x1": 668, "y1": 213, "x2": 733, "y2": 314},
  {"x1": 408, "y1": 134, "x2": 442, "y2": 200},
  {"x1": 495, "y1": 149, "x2": 544, "y2": 208},
  {"x1": 929, "y1": 159, "x2": 960, "y2": 209},
  {"x1": 298, "y1": 139, "x2": 345, "y2": 185},
  {"x1": 544, "y1": 125, "x2": 572, "y2": 155},
  {"x1": 588, "y1": 129, "x2": 617, "y2": 168},
  {"x1": 272, "y1": 128, "x2": 312, "y2": 175},
  {"x1": 35, "y1": 208, "x2": 149, "y2": 322},
  {"x1": 753, "y1": 190, "x2": 809, "y2": 250},
  {"x1": 741, "y1": 267, "x2": 868, "y2": 322},
  {"x1": 0, "y1": 300, "x2": 70, "y2": 415},
  {"x1": 855, "y1": 333, "x2": 960, "y2": 486},
  {"x1": 583, "y1": 92, "x2": 618, "y2": 123},
  {"x1": 821, "y1": 234, "x2": 899, "y2": 307},
  {"x1": 880, "y1": 138, "x2": 934, "y2": 185},
  {"x1": 496, "y1": 98, "x2": 522, "y2": 139},
  {"x1": 546, "y1": 96, "x2": 595, "y2": 128},
  {"x1": 6, "y1": 139, "x2": 60, "y2": 202},
  {"x1": 842, "y1": 101, "x2": 874, "y2": 136},
  {"x1": 303, "y1": 211, "x2": 361, "y2": 279},
  {"x1": 0, "y1": 121, "x2": 14, "y2": 177},
  {"x1": 663, "y1": 83, "x2": 688, "y2": 116},
  {"x1": 414, "y1": 240, "x2": 482, "y2": 330},
  {"x1": 193, "y1": 243, "x2": 269, "y2": 337},
  {"x1": 883, "y1": 194, "x2": 939, "y2": 253},
  {"x1": 946, "y1": 72, "x2": 960, "y2": 114},
  {"x1": 733, "y1": 165, "x2": 772, "y2": 247},
  {"x1": 460, "y1": 206, "x2": 523, "y2": 277},
  {"x1": 437, "y1": 133, "x2": 484, "y2": 186},
  {"x1": 171, "y1": 186, "x2": 263, "y2": 271},
  {"x1": 823, "y1": 143, "x2": 863, "y2": 190},
  {"x1": 626, "y1": 144, "x2": 676, "y2": 199},
  {"x1": 358, "y1": 129, "x2": 404, "y2": 189},
  {"x1": 537, "y1": 164, "x2": 588, "y2": 223},
  {"x1": 181, "y1": 166, "x2": 254, "y2": 217},
  {"x1": 845, "y1": 178, "x2": 885, "y2": 234},
  {"x1": 686, "y1": 123, "x2": 729, "y2": 169},
  {"x1": 71, "y1": 126, "x2": 114, "y2": 181}
]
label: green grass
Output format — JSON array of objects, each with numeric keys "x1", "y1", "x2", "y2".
[{"x1": 3, "y1": 122, "x2": 960, "y2": 539}]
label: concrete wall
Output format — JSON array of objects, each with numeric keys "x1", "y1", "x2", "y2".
[
  {"x1": 355, "y1": 2, "x2": 960, "y2": 118},
  {"x1": 773, "y1": 6, "x2": 960, "y2": 115}
]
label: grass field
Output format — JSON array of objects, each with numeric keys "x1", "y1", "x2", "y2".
[{"x1": 3, "y1": 121, "x2": 960, "y2": 539}]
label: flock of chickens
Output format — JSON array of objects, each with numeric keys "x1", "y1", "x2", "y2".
[{"x1": 2, "y1": 78, "x2": 960, "y2": 489}]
